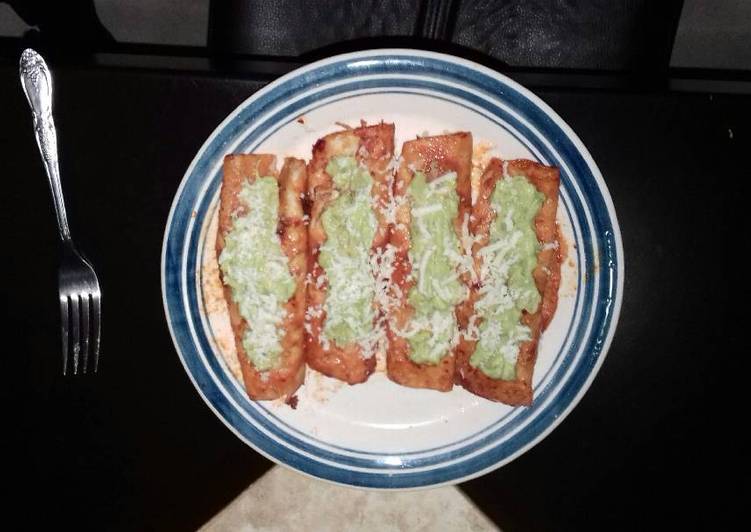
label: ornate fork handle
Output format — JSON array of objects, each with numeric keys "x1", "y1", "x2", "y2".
[{"x1": 19, "y1": 49, "x2": 71, "y2": 242}]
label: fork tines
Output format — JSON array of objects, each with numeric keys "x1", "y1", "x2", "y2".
[{"x1": 60, "y1": 291, "x2": 101, "y2": 375}]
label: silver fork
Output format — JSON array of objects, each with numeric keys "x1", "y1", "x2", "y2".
[{"x1": 20, "y1": 48, "x2": 102, "y2": 375}]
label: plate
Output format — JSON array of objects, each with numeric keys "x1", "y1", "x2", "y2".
[{"x1": 161, "y1": 49, "x2": 623, "y2": 489}]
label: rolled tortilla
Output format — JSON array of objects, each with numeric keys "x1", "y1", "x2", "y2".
[
  {"x1": 216, "y1": 155, "x2": 307, "y2": 400},
  {"x1": 306, "y1": 123, "x2": 395, "y2": 384},
  {"x1": 386, "y1": 132, "x2": 473, "y2": 391},
  {"x1": 455, "y1": 158, "x2": 561, "y2": 406}
]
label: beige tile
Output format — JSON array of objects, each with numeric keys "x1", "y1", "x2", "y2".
[{"x1": 200, "y1": 466, "x2": 499, "y2": 532}]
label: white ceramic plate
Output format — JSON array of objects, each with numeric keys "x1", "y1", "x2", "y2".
[{"x1": 162, "y1": 49, "x2": 623, "y2": 489}]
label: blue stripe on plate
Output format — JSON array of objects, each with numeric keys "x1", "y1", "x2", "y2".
[
  {"x1": 162, "y1": 51, "x2": 620, "y2": 488},
  {"x1": 183, "y1": 78, "x2": 597, "y2": 468},
  {"x1": 192, "y1": 86, "x2": 588, "y2": 460}
]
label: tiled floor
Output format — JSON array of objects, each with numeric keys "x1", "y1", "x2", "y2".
[{"x1": 200, "y1": 466, "x2": 499, "y2": 532}]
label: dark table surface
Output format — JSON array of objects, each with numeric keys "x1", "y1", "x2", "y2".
[{"x1": 1, "y1": 58, "x2": 739, "y2": 530}]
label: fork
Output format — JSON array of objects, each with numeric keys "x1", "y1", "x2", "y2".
[{"x1": 20, "y1": 49, "x2": 102, "y2": 375}]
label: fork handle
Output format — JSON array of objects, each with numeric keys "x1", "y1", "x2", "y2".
[{"x1": 19, "y1": 49, "x2": 71, "y2": 243}]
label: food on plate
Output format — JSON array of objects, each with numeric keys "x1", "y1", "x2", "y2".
[
  {"x1": 455, "y1": 158, "x2": 561, "y2": 405},
  {"x1": 213, "y1": 123, "x2": 562, "y2": 406},
  {"x1": 386, "y1": 132, "x2": 474, "y2": 391},
  {"x1": 305, "y1": 123, "x2": 395, "y2": 384},
  {"x1": 216, "y1": 154, "x2": 308, "y2": 400}
]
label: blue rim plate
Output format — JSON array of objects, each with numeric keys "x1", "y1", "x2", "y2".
[{"x1": 161, "y1": 49, "x2": 623, "y2": 489}]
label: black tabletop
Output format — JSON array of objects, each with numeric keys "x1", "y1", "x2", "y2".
[{"x1": 2, "y1": 60, "x2": 739, "y2": 530}]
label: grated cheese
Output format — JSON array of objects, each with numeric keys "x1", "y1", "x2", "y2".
[
  {"x1": 469, "y1": 174, "x2": 545, "y2": 378},
  {"x1": 412, "y1": 204, "x2": 443, "y2": 217},
  {"x1": 218, "y1": 177, "x2": 296, "y2": 371}
]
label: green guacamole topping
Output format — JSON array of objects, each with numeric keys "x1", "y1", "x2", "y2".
[
  {"x1": 470, "y1": 173, "x2": 545, "y2": 380},
  {"x1": 218, "y1": 177, "x2": 296, "y2": 371},
  {"x1": 318, "y1": 156, "x2": 378, "y2": 347},
  {"x1": 404, "y1": 171, "x2": 465, "y2": 364}
]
